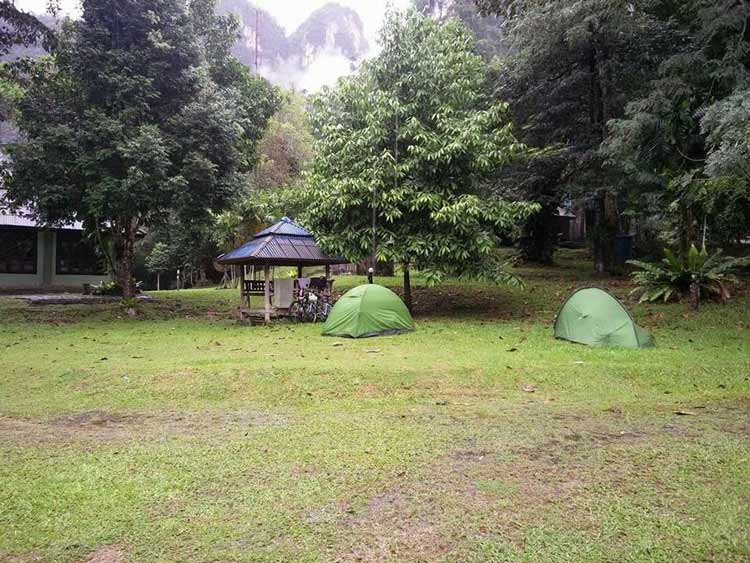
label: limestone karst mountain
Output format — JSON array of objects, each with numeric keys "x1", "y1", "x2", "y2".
[
  {"x1": 217, "y1": 0, "x2": 369, "y2": 90},
  {"x1": 4, "y1": 2, "x2": 370, "y2": 91}
]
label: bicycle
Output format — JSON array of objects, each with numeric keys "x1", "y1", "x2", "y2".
[{"x1": 289, "y1": 286, "x2": 331, "y2": 323}]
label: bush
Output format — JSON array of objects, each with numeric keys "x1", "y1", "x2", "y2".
[
  {"x1": 627, "y1": 245, "x2": 750, "y2": 311},
  {"x1": 91, "y1": 281, "x2": 123, "y2": 296}
]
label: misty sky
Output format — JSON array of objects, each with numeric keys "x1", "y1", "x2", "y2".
[{"x1": 18, "y1": 0, "x2": 412, "y2": 53}]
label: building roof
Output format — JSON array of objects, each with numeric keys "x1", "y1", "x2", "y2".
[
  {"x1": 217, "y1": 217, "x2": 349, "y2": 267},
  {"x1": 0, "y1": 190, "x2": 84, "y2": 230}
]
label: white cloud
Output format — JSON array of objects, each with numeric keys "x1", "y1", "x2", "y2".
[{"x1": 16, "y1": 0, "x2": 81, "y2": 17}]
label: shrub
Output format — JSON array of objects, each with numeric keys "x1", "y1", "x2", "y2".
[
  {"x1": 92, "y1": 281, "x2": 123, "y2": 296},
  {"x1": 627, "y1": 245, "x2": 750, "y2": 311}
]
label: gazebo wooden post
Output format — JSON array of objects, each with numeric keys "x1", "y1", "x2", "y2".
[
  {"x1": 240, "y1": 265, "x2": 247, "y2": 309},
  {"x1": 263, "y1": 264, "x2": 271, "y2": 323},
  {"x1": 297, "y1": 265, "x2": 303, "y2": 279},
  {"x1": 325, "y1": 264, "x2": 330, "y2": 278}
]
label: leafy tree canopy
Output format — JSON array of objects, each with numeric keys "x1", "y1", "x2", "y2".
[
  {"x1": 479, "y1": 0, "x2": 682, "y2": 270},
  {"x1": 5, "y1": 0, "x2": 279, "y2": 296},
  {"x1": 604, "y1": 0, "x2": 750, "y2": 249},
  {"x1": 0, "y1": 0, "x2": 57, "y2": 56},
  {"x1": 299, "y1": 9, "x2": 535, "y2": 307}
]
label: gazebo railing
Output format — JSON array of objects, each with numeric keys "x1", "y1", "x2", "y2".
[{"x1": 243, "y1": 279, "x2": 273, "y2": 295}]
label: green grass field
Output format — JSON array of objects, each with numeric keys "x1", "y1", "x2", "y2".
[{"x1": 1, "y1": 251, "x2": 749, "y2": 562}]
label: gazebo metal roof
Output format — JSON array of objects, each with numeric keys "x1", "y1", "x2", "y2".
[{"x1": 216, "y1": 217, "x2": 348, "y2": 267}]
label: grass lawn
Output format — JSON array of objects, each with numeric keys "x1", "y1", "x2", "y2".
[{"x1": 1, "y1": 250, "x2": 748, "y2": 562}]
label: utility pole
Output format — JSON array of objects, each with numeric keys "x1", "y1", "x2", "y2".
[
  {"x1": 254, "y1": 8, "x2": 261, "y2": 187},
  {"x1": 254, "y1": 8, "x2": 260, "y2": 74}
]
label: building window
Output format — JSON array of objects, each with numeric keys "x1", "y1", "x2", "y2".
[
  {"x1": 0, "y1": 228, "x2": 37, "y2": 274},
  {"x1": 56, "y1": 231, "x2": 107, "y2": 276}
]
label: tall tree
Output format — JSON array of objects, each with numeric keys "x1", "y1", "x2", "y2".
[
  {"x1": 6, "y1": 0, "x2": 277, "y2": 297},
  {"x1": 0, "y1": 0, "x2": 57, "y2": 56},
  {"x1": 253, "y1": 90, "x2": 313, "y2": 191},
  {"x1": 604, "y1": 0, "x2": 750, "y2": 251},
  {"x1": 479, "y1": 0, "x2": 679, "y2": 271},
  {"x1": 301, "y1": 10, "x2": 534, "y2": 310}
]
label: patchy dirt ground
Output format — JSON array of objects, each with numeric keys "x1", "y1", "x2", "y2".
[
  {"x1": 330, "y1": 402, "x2": 750, "y2": 562},
  {"x1": 84, "y1": 546, "x2": 127, "y2": 563},
  {"x1": 0, "y1": 409, "x2": 287, "y2": 446}
]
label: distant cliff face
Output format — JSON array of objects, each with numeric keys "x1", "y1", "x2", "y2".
[
  {"x1": 217, "y1": 0, "x2": 369, "y2": 91},
  {"x1": 4, "y1": 2, "x2": 370, "y2": 91},
  {"x1": 415, "y1": 0, "x2": 507, "y2": 60}
]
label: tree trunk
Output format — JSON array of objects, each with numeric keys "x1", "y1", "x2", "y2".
[
  {"x1": 689, "y1": 281, "x2": 700, "y2": 312},
  {"x1": 403, "y1": 263, "x2": 412, "y2": 313},
  {"x1": 112, "y1": 217, "x2": 138, "y2": 298},
  {"x1": 519, "y1": 203, "x2": 557, "y2": 265},
  {"x1": 591, "y1": 191, "x2": 619, "y2": 275},
  {"x1": 680, "y1": 204, "x2": 697, "y2": 256},
  {"x1": 156, "y1": 272, "x2": 161, "y2": 291}
]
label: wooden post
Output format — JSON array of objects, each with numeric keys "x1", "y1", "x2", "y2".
[
  {"x1": 325, "y1": 264, "x2": 330, "y2": 279},
  {"x1": 240, "y1": 265, "x2": 248, "y2": 309},
  {"x1": 297, "y1": 265, "x2": 303, "y2": 279},
  {"x1": 264, "y1": 264, "x2": 271, "y2": 323}
]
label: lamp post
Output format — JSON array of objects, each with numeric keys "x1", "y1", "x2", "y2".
[{"x1": 370, "y1": 185, "x2": 377, "y2": 276}]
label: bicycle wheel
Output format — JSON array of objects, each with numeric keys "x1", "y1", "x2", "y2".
[
  {"x1": 289, "y1": 302, "x2": 301, "y2": 322},
  {"x1": 319, "y1": 302, "x2": 331, "y2": 321}
]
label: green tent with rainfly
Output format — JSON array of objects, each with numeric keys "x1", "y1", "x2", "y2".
[
  {"x1": 554, "y1": 287, "x2": 655, "y2": 349},
  {"x1": 322, "y1": 284, "x2": 414, "y2": 338}
]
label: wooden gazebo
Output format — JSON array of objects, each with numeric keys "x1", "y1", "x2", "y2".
[{"x1": 216, "y1": 217, "x2": 348, "y2": 323}]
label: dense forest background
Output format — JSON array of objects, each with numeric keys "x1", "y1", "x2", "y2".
[{"x1": 1, "y1": 0, "x2": 748, "y2": 295}]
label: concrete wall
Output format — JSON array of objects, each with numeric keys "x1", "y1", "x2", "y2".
[
  {"x1": 0, "y1": 230, "x2": 112, "y2": 291},
  {"x1": 0, "y1": 231, "x2": 45, "y2": 288}
]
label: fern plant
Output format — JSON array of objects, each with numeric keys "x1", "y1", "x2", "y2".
[{"x1": 628, "y1": 245, "x2": 750, "y2": 311}]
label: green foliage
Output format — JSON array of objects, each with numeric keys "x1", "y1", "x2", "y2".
[
  {"x1": 144, "y1": 242, "x2": 173, "y2": 275},
  {"x1": 413, "y1": 0, "x2": 508, "y2": 60},
  {"x1": 628, "y1": 245, "x2": 750, "y2": 304},
  {"x1": 120, "y1": 296, "x2": 139, "y2": 309},
  {"x1": 5, "y1": 0, "x2": 278, "y2": 297},
  {"x1": 702, "y1": 90, "x2": 750, "y2": 183},
  {"x1": 487, "y1": 0, "x2": 678, "y2": 267},
  {"x1": 604, "y1": 0, "x2": 750, "y2": 250},
  {"x1": 0, "y1": 1, "x2": 57, "y2": 55},
  {"x1": 300, "y1": 9, "x2": 534, "y2": 286},
  {"x1": 91, "y1": 280, "x2": 123, "y2": 296},
  {"x1": 211, "y1": 187, "x2": 292, "y2": 252},
  {"x1": 253, "y1": 90, "x2": 314, "y2": 191}
]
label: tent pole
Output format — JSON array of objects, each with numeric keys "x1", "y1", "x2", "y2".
[{"x1": 264, "y1": 264, "x2": 271, "y2": 323}]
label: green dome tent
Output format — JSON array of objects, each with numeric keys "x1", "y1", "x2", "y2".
[
  {"x1": 554, "y1": 287, "x2": 654, "y2": 349},
  {"x1": 322, "y1": 284, "x2": 414, "y2": 338}
]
